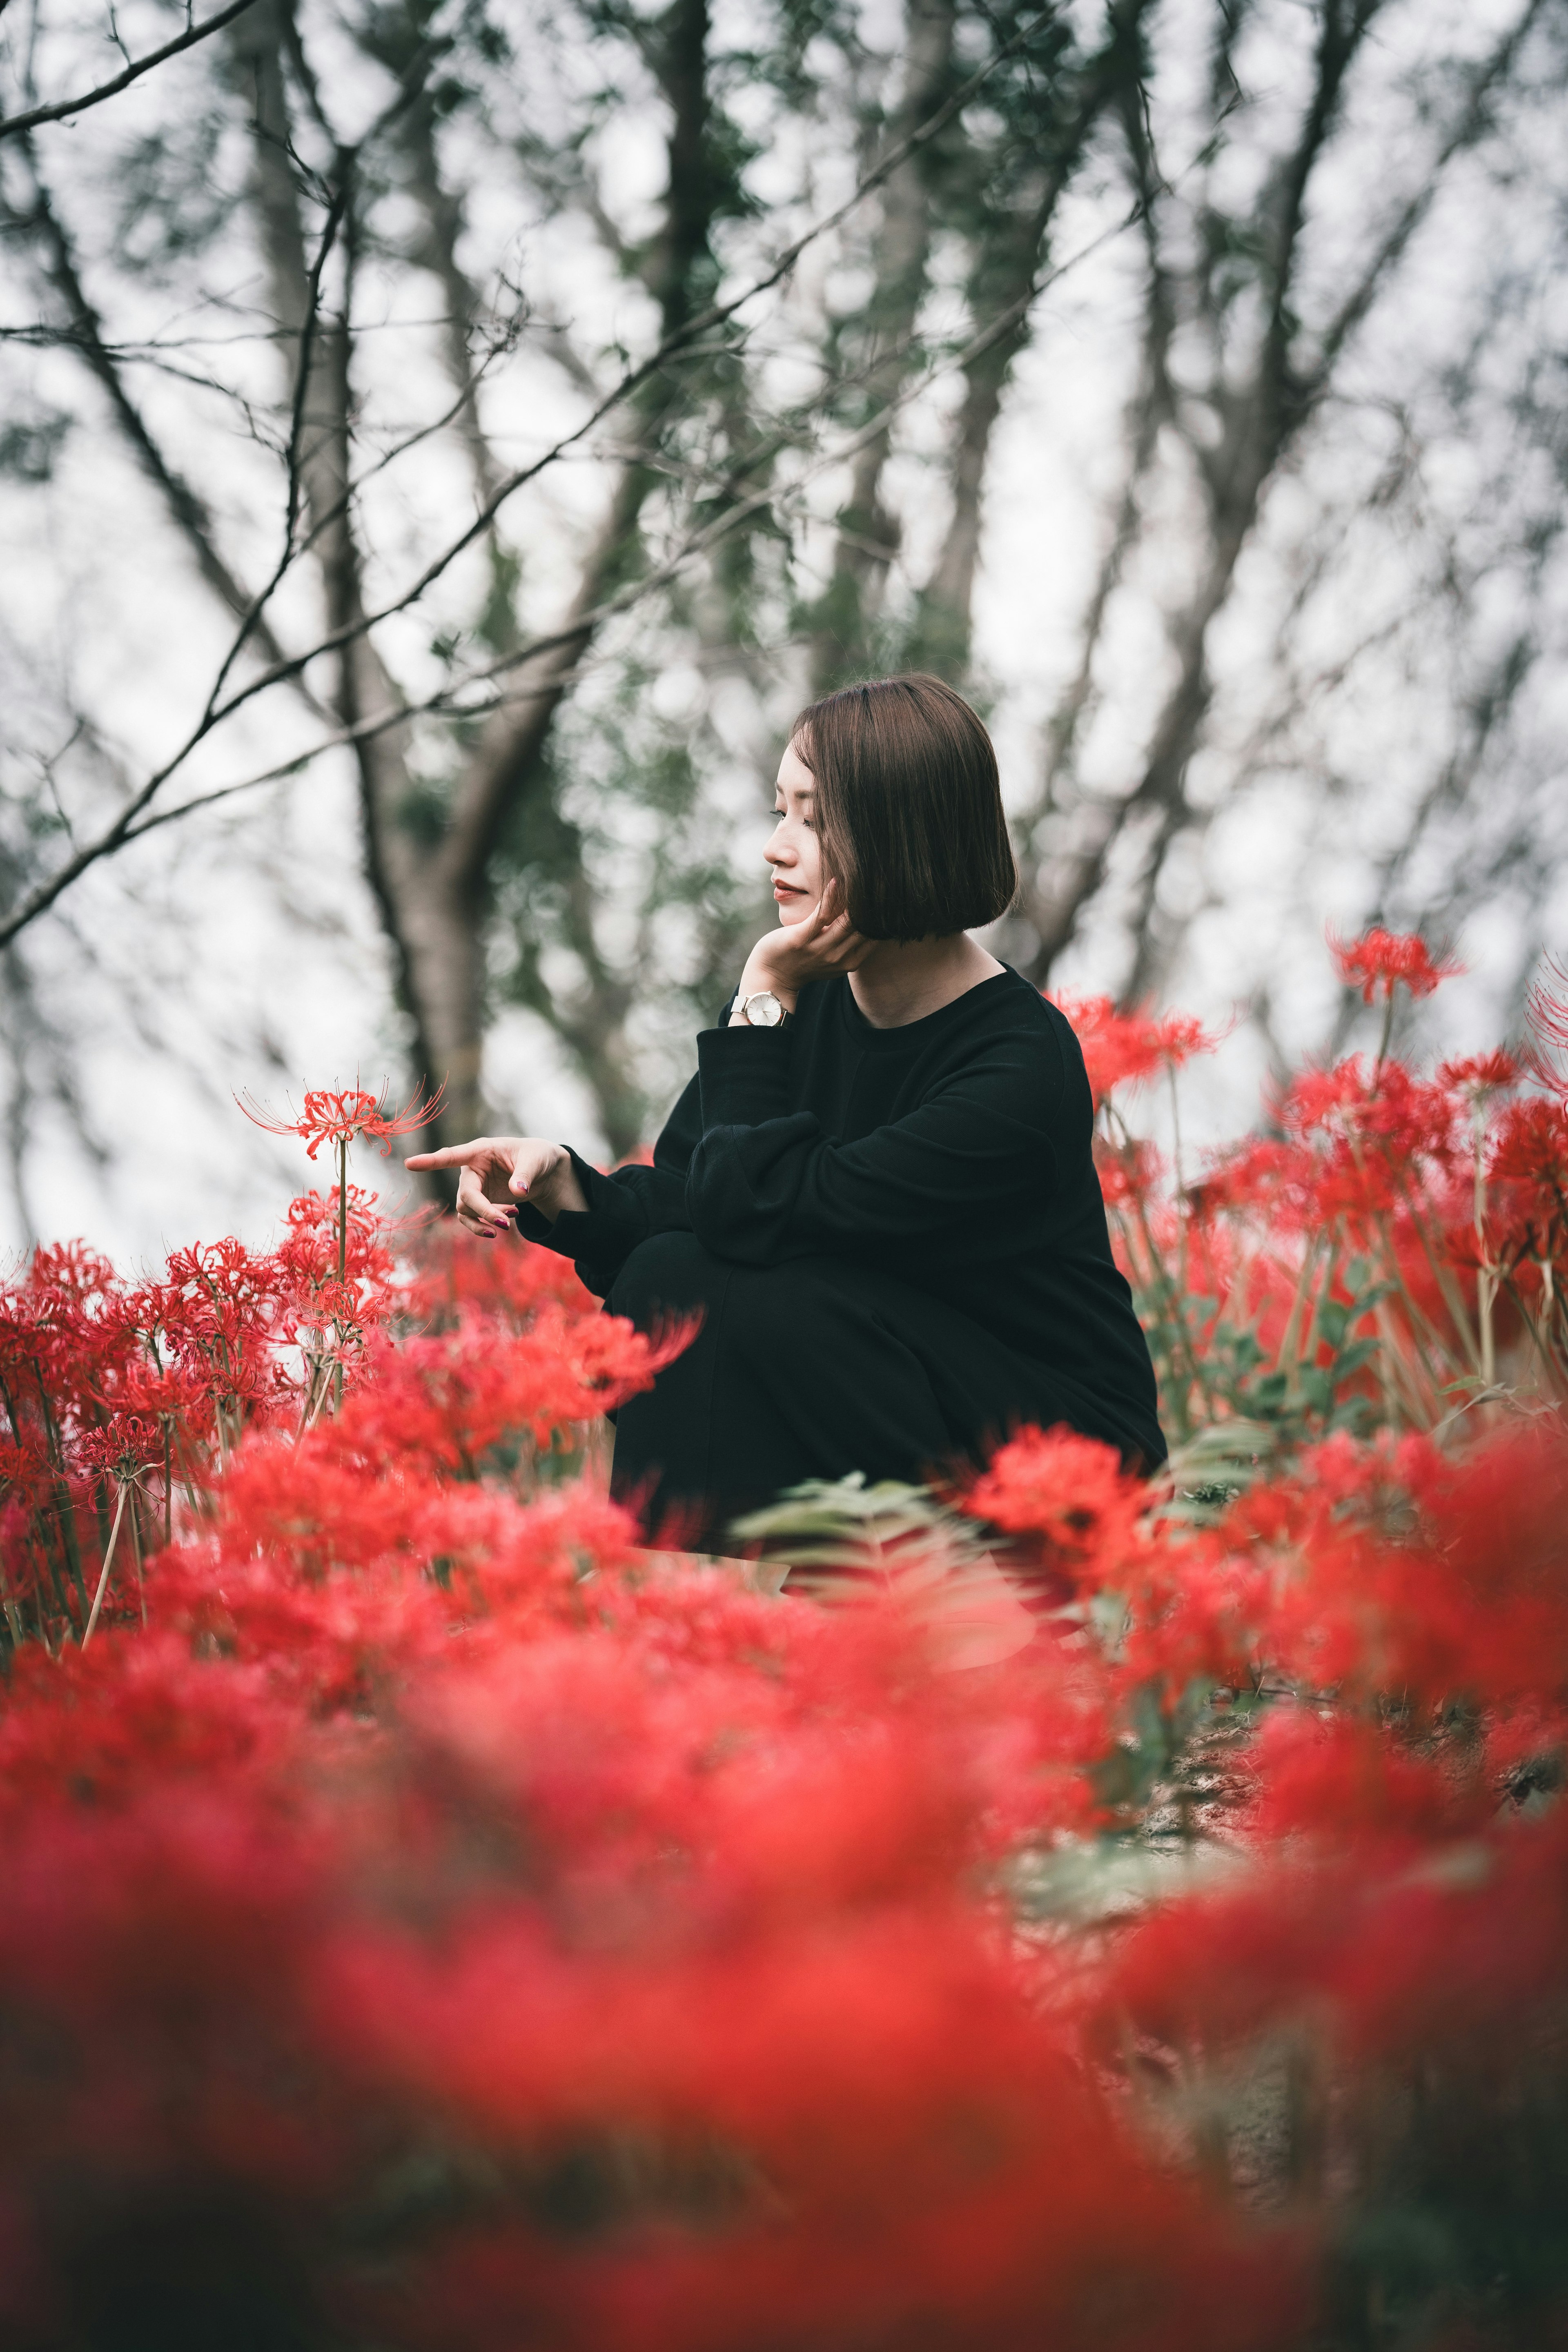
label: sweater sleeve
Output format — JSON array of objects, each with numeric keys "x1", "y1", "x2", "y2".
[
  {"x1": 514, "y1": 1075, "x2": 701, "y2": 1298},
  {"x1": 686, "y1": 1019, "x2": 1065, "y2": 1267}
]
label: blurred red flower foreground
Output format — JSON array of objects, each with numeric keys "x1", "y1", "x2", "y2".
[{"x1": 2, "y1": 945, "x2": 1568, "y2": 2352}]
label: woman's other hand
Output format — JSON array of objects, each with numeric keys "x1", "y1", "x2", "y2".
[
  {"x1": 403, "y1": 1137, "x2": 589, "y2": 1237},
  {"x1": 735, "y1": 880, "x2": 870, "y2": 1018}
]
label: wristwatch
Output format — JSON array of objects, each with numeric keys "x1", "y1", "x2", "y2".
[{"x1": 731, "y1": 989, "x2": 791, "y2": 1029}]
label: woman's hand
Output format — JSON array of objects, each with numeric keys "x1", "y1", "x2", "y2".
[
  {"x1": 403, "y1": 1136, "x2": 589, "y2": 1238},
  {"x1": 735, "y1": 880, "x2": 871, "y2": 1017}
]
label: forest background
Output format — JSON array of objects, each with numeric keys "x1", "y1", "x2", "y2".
[{"x1": 2, "y1": 0, "x2": 1566, "y2": 1259}]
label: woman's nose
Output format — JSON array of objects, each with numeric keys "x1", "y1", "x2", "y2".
[{"x1": 764, "y1": 831, "x2": 793, "y2": 868}]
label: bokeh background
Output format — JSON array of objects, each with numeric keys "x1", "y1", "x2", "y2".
[{"x1": 2, "y1": 0, "x2": 1565, "y2": 1261}]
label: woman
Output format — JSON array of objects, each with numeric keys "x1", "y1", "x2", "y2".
[{"x1": 408, "y1": 675, "x2": 1166, "y2": 1548}]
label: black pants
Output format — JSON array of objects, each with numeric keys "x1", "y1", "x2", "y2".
[{"x1": 606, "y1": 1233, "x2": 1133, "y2": 1551}]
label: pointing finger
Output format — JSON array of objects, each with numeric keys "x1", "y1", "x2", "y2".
[{"x1": 407, "y1": 1140, "x2": 502, "y2": 1172}]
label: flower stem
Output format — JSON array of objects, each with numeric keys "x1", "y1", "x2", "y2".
[
  {"x1": 334, "y1": 1136, "x2": 349, "y2": 1414},
  {"x1": 1375, "y1": 988, "x2": 1396, "y2": 1072},
  {"x1": 82, "y1": 1478, "x2": 130, "y2": 1649}
]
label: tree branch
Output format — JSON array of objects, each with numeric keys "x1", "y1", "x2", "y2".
[
  {"x1": 0, "y1": 82, "x2": 1147, "y2": 953},
  {"x1": 1011, "y1": 0, "x2": 1542, "y2": 990},
  {"x1": 13, "y1": 194, "x2": 1152, "y2": 919},
  {"x1": 915, "y1": 0, "x2": 1156, "y2": 675},
  {"x1": 0, "y1": 0, "x2": 263, "y2": 140},
  {"x1": 196, "y1": 1, "x2": 1063, "y2": 710},
  {"x1": 2, "y1": 141, "x2": 316, "y2": 699},
  {"x1": 806, "y1": 0, "x2": 956, "y2": 690}
]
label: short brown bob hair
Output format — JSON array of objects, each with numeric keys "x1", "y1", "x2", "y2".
[{"x1": 790, "y1": 674, "x2": 1018, "y2": 941}]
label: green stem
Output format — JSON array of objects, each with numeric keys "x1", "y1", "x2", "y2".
[
  {"x1": 1374, "y1": 988, "x2": 1396, "y2": 1072},
  {"x1": 129, "y1": 1499, "x2": 147, "y2": 1628},
  {"x1": 32, "y1": 1368, "x2": 88, "y2": 1617},
  {"x1": 1472, "y1": 1105, "x2": 1496, "y2": 1388},
  {"x1": 1368, "y1": 1216, "x2": 1452, "y2": 1415},
  {"x1": 1396, "y1": 1177, "x2": 1484, "y2": 1376},
  {"x1": 332, "y1": 1137, "x2": 349, "y2": 1415},
  {"x1": 1370, "y1": 1299, "x2": 1415, "y2": 1428},
  {"x1": 1167, "y1": 1065, "x2": 1189, "y2": 1299},
  {"x1": 82, "y1": 1478, "x2": 130, "y2": 1648},
  {"x1": 0, "y1": 1550, "x2": 23, "y2": 1651},
  {"x1": 1294, "y1": 1241, "x2": 1345, "y2": 1402},
  {"x1": 1108, "y1": 1105, "x2": 1216, "y2": 1430},
  {"x1": 1271, "y1": 1235, "x2": 1325, "y2": 1377}
]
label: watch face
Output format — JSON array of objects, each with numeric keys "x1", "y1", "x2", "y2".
[{"x1": 747, "y1": 991, "x2": 784, "y2": 1027}]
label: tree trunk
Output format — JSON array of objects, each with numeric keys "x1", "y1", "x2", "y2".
[
  {"x1": 808, "y1": 0, "x2": 955, "y2": 693},
  {"x1": 911, "y1": 0, "x2": 1154, "y2": 677},
  {"x1": 1006, "y1": 0, "x2": 1393, "y2": 993}
]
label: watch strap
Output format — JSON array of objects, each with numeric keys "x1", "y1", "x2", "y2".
[{"x1": 730, "y1": 989, "x2": 792, "y2": 1029}]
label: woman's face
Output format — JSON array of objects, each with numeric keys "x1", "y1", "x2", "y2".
[{"x1": 766, "y1": 739, "x2": 824, "y2": 926}]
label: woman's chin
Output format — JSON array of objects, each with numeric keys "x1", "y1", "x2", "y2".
[{"x1": 775, "y1": 900, "x2": 812, "y2": 926}]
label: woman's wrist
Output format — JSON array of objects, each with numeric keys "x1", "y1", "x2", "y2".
[
  {"x1": 730, "y1": 957, "x2": 798, "y2": 1025},
  {"x1": 527, "y1": 1145, "x2": 590, "y2": 1222}
]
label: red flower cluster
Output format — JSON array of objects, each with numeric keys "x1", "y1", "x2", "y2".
[
  {"x1": 2, "y1": 1000, "x2": 1568, "y2": 2346},
  {"x1": 1049, "y1": 993, "x2": 1221, "y2": 1110},
  {"x1": 1328, "y1": 925, "x2": 1462, "y2": 1004},
  {"x1": 1080, "y1": 937, "x2": 1567, "y2": 1448},
  {"x1": 0, "y1": 1376, "x2": 1318, "y2": 2350},
  {"x1": 2, "y1": 1366, "x2": 1567, "y2": 2340},
  {"x1": 0, "y1": 1176, "x2": 679, "y2": 1655}
]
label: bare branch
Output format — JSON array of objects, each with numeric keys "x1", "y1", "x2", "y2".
[
  {"x1": 396, "y1": 88, "x2": 508, "y2": 518},
  {"x1": 5, "y1": 194, "x2": 1154, "y2": 921},
  {"x1": 915, "y1": 0, "x2": 1158, "y2": 674},
  {"x1": 1303, "y1": 0, "x2": 1552, "y2": 399},
  {"x1": 183, "y1": 3, "x2": 1067, "y2": 719},
  {"x1": 198, "y1": 171, "x2": 348, "y2": 715},
  {"x1": 807, "y1": 0, "x2": 956, "y2": 690},
  {"x1": 1011, "y1": 0, "x2": 1549, "y2": 990},
  {"x1": 0, "y1": 0, "x2": 263, "y2": 139},
  {"x1": 0, "y1": 18, "x2": 1124, "y2": 962},
  {"x1": 2, "y1": 144, "x2": 317, "y2": 698}
]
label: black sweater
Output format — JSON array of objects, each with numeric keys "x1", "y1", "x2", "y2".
[{"x1": 521, "y1": 965, "x2": 1166, "y2": 1472}]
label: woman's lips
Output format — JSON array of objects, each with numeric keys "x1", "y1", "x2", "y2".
[{"x1": 773, "y1": 880, "x2": 807, "y2": 899}]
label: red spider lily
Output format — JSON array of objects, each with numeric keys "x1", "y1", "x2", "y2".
[
  {"x1": 1187, "y1": 1137, "x2": 1314, "y2": 1227},
  {"x1": 1145, "y1": 1008, "x2": 1223, "y2": 1068},
  {"x1": 1329, "y1": 925, "x2": 1463, "y2": 1004},
  {"x1": 7, "y1": 1396, "x2": 1565, "y2": 2346},
  {"x1": 1483, "y1": 1098, "x2": 1568, "y2": 1323},
  {"x1": 344, "y1": 1303, "x2": 701, "y2": 1475},
  {"x1": 1491, "y1": 1095, "x2": 1568, "y2": 1194},
  {"x1": 237, "y1": 1081, "x2": 445, "y2": 1160},
  {"x1": 1271, "y1": 1059, "x2": 1463, "y2": 1234},
  {"x1": 1438, "y1": 1049, "x2": 1518, "y2": 1096},
  {"x1": 1522, "y1": 959, "x2": 1568, "y2": 1102},
  {"x1": 0, "y1": 1193, "x2": 669, "y2": 1655},
  {"x1": 1527, "y1": 961, "x2": 1568, "y2": 1047},
  {"x1": 405, "y1": 1217, "x2": 595, "y2": 1327},
  {"x1": 74, "y1": 1414, "x2": 164, "y2": 1479},
  {"x1": 238, "y1": 1084, "x2": 441, "y2": 1306},
  {"x1": 4, "y1": 970, "x2": 1568, "y2": 2344},
  {"x1": 962, "y1": 1425, "x2": 1152, "y2": 1604},
  {"x1": 1278, "y1": 1056, "x2": 1377, "y2": 1137},
  {"x1": 1094, "y1": 1133, "x2": 1165, "y2": 1209},
  {"x1": 1049, "y1": 994, "x2": 1221, "y2": 1110}
]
